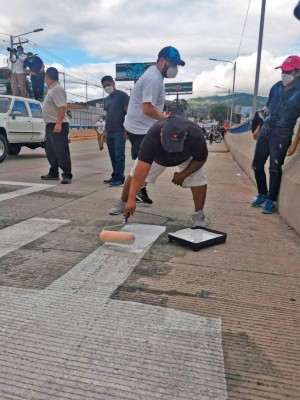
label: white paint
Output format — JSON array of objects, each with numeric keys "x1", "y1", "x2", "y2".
[
  {"x1": 0, "y1": 181, "x2": 55, "y2": 202},
  {"x1": 102, "y1": 223, "x2": 166, "y2": 253},
  {"x1": 0, "y1": 217, "x2": 69, "y2": 254}
]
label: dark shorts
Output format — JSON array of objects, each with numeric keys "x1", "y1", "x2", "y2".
[{"x1": 126, "y1": 131, "x2": 146, "y2": 160}]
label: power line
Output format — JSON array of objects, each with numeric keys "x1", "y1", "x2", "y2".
[
  {"x1": 26, "y1": 39, "x2": 104, "y2": 88},
  {"x1": 236, "y1": 0, "x2": 252, "y2": 58}
]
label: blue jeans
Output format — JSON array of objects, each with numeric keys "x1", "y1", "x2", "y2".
[
  {"x1": 106, "y1": 130, "x2": 126, "y2": 182},
  {"x1": 252, "y1": 126, "x2": 292, "y2": 201}
]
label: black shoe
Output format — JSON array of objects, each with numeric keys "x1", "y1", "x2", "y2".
[
  {"x1": 104, "y1": 177, "x2": 115, "y2": 184},
  {"x1": 137, "y1": 187, "x2": 153, "y2": 204},
  {"x1": 41, "y1": 174, "x2": 59, "y2": 180},
  {"x1": 61, "y1": 177, "x2": 72, "y2": 184}
]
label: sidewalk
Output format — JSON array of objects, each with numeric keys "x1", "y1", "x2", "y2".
[{"x1": 0, "y1": 140, "x2": 299, "y2": 399}]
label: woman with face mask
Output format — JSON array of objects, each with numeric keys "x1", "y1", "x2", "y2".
[{"x1": 251, "y1": 55, "x2": 300, "y2": 214}]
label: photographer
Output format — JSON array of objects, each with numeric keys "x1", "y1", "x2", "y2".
[
  {"x1": 23, "y1": 52, "x2": 45, "y2": 101},
  {"x1": 8, "y1": 45, "x2": 27, "y2": 97}
]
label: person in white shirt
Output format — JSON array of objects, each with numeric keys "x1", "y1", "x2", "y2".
[
  {"x1": 95, "y1": 119, "x2": 105, "y2": 150},
  {"x1": 10, "y1": 45, "x2": 27, "y2": 97},
  {"x1": 41, "y1": 67, "x2": 72, "y2": 184},
  {"x1": 109, "y1": 46, "x2": 185, "y2": 214}
]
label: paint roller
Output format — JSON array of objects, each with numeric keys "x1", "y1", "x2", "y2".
[{"x1": 99, "y1": 213, "x2": 135, "y2": 244}]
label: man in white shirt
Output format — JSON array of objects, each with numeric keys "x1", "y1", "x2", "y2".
[
  {"x1": 95, "y1": 119, "x2": 105, "y2": 150},
  {"x1": 109, "y1": 46, "x2": 185, "y2": 214},
  {"x1": 41, "y1": 67, "x2": 72, "y2": 184},
  {"x1": 10, "y1": 45, "x2": 27, "y2": 97}
]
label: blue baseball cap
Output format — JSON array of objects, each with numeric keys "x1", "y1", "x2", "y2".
[{"x1": 158, "y1": 46, "x2": 185, "y2": 66}]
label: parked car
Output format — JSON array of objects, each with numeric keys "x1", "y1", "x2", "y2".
[{"x1": 0, "y1": 95, "x2": 45, "y2": 162}]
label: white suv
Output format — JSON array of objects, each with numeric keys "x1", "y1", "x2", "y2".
[{"x1": 0, "y1": 95, "x2": 46, "y2": 162}]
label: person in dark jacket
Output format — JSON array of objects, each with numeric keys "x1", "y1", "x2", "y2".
[
  {"x1": 251, "y1": 55, "x2": 300, "y2": 214},
  {"x1": 101, "y1": 75, "x2": 129, "y2": 187},
  {"x1": 23, "y1": 52, "x2": 45, "y2": 101}
]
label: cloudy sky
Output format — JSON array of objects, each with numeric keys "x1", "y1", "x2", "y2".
[{"x1": 0, "y1": 0, "x2": 299, "y2": 102}]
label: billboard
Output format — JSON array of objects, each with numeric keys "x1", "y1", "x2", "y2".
[
  {"x1": 116, "y1": 62, "x2": 156, "y2": 81},
  {"x1": 165, "y1": 82, "x2": 193, "y2": 94}
]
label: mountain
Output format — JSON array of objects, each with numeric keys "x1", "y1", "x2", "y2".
[{"x1": 187, "y1": 92, "x2": 268, "y2": 115}]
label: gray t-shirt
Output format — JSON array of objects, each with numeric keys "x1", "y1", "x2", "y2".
[
  {"x1": 124, "y1": 65, "x2": 165, "y2": 135},
  {"x1": 42, "y1": 82, "x2": 68, "y2": 124}
]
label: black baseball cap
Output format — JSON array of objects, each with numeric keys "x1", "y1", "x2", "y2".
[
  {"x1": 161, "y1": 116, "x2": 187, "y2": 153},
  {"x1": 158, "y1": 46, "x2": 185, "y2": 66}
]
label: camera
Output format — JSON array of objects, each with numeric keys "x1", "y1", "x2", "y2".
[{"x1": 7, "y1": 47, "x2": 17, "y2": 53}]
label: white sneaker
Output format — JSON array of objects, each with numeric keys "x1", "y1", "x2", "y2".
[
  {"x1": 191, "y1": 211, "x2": 209, "y2": 227},
  {"x1": 109, "y1": 199, "x2": 126, "y2": 215}
]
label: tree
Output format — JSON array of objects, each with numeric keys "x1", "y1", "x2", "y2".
[
  {"x1": 209, "y1": 103, "x2": 228, "y2": 122},
  {"x1": 168, "y1": 98, "x2": 188, "y2": 116}
]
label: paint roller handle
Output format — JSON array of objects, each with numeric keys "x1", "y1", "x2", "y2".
[
  {"x1": 124, "y1": 200, "x2": 136, "y2": 217},
  {"x1": 124, "y1": 212, "x2": 130, "y2": 223}
]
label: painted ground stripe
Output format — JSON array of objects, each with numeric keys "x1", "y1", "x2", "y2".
[
  {"x1": 0, "y1": 181, "x2": 55, "y2": 202},
  {"x1": 0, "y1": 223, "x2": 228, "y2": 399},
  {"x1": 0, "y1": 217, "x2": 69, "y2": 258}
]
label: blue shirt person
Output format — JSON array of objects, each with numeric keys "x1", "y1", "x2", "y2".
[
  {"x1": 251, "y1": 55, "x2": 300, "y2": 214},
  {"x1": 23, "y1": 52, "x2": 45, "y2": 101},
  {"x1": 101, "y1": 75, "x2": 129, "y2": 187}
]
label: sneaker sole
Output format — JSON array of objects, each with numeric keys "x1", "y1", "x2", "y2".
[
  {"x1": 109, "y1": 184, "x2": 124, "y2": 187},
  {"x1": 251, "y1": 202, "x2": 266, "y2": 207},
  {"x1": 136, "y1": 195, "x2": 153, "y2": 204},
  {"x1": 109, "y1": 210, "x2": 124, "y2": 215},
  {"x1": 261, "y1": 209, "x2": 276, "y2": 214}
]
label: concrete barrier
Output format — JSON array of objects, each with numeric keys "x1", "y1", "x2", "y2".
[
  {"x1": 70, "y1": 128, "x2": 96, "y2": 139},
  {"x1": 225, "y1": 120, "x2": 300, "y2": 234}
]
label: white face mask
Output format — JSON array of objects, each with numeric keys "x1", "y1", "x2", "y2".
[
  {"x1": 166, "y1": 65, "x2": 178, "y2": 79},
  {"x1": 281, "y1": 73, "x2": 294, "y2": 86},
  {"x1": 104, "y1": 85, "x2": 114, "y2": 95}
]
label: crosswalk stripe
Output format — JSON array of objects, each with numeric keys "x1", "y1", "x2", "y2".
[
  {"x1": 0, "y1": 217, "x2": 69, "y2": 258},
  {"x1": 0, "y1": 222, "x2": 228, "y2": 399},
  {"x1": 0, "y1": 181, "x2": 55, "y2": 202}
]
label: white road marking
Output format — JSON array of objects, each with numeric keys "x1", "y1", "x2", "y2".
[
  {"x1": 0, "y1": 180, "x2": 55, "y2": 202},
  {"x1": 102, "y1": 223, "x2": 166, "y2": 253},
  {"x1": 0, "y1": 222, "x2": 228, "y2": 399},
  {"x1": 0, "y1": 217, "x2": 69, "y2": 257}
]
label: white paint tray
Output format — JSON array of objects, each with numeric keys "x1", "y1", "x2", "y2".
[{"x1": 168, "y1": 227, "x2": 227, "y2": 252}]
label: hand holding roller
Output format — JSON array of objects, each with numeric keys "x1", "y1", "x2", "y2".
[{"x1": 99, "y1": 213, "x2": 135, "y2": 244}]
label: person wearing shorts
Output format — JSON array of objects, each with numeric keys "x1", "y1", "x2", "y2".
[
  {"x1": 109, "y1": 116, "x2": 209, "y2": 227},
  {"x1": 123, "y1": 46, "x2": 186, "y2": 204}
]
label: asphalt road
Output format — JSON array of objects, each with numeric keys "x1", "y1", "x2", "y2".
[{"x1": 0, "y1": 139, "x2": 299, "y2": 400}]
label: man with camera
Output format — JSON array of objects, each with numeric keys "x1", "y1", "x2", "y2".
[
  {"x1": 23, "y1": 52, "x2": 45, "y2": 101},
  {"x1": 8, "y1": 45, "x2": 27, "y2": 97}
]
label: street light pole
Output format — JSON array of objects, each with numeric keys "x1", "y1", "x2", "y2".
[
  {"x1": 10, "y1": 28, "x2": 44, "y2": 48},
  {"x1": 252, "y1": 0, "x2": 266, "y2": 114},
  {"x1": 214, "y1": 85, "x2": 231, "y2": 122},
  {"x1": 209, "y1": 57, "x2": 236, "y2": 126}
]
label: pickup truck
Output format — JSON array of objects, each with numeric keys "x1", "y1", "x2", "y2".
[{"x1": 0, "y1": 95, "x2": 46, "y2": 162}]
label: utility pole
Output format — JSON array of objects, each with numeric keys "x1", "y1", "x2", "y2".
[
  {"x1": 252, "y1": 0, "x2": 266, "y2": 114},
  {"x1": 85, "y1": 81, "x2": 88, "y2": 102},
  {"x1": 209, "y1": 58, "x2": 237, "y2": 126},
  {"x1": 230, "y1": 62, "x2": 236, "y2": 124}
]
